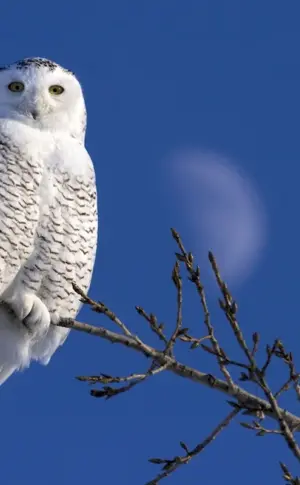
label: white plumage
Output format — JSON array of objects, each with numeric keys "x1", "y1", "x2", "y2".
[{"x1": 0, "y1": 57, "x2": 98, "y2": 384}]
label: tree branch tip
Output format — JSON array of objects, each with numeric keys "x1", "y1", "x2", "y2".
[
  {"x1": 170, "y1": 227, "x2": 179, "y2": 240},
  {"x1": 208, "y1": 250, "x2": 215, "y2": 262}
]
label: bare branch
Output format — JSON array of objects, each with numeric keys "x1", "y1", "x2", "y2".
[
  {"x1": 56, "y1": 230, "x2": 300, "y2": 484},
  {"x1": 77, "y1": 363, "x2": 168, "y2": 399},
  {"x1": 57, "y1": 318, "x2": 300, "y2": 431}
]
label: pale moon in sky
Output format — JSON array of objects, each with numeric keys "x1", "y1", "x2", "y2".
[{"x1": 168, "y1": 150, "x2": 267, "y2": 286}]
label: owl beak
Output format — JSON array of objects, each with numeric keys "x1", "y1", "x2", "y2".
[{"x1": 31, "y1": 110, "x2": 39, "y2": 120}]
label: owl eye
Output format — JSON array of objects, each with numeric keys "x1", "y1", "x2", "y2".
[
  {"x1": 49, "y1": 85, "x2": 64, "y2": 95},
  {"x1": 8, "y1": 82, "x2": 25, "y2": 93}
]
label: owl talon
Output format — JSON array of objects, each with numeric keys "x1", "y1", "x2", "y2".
[{"x1": 2, "y1": 293, "x2": 50, "y2": 341}]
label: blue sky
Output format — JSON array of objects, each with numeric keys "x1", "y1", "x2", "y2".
[{"x1": 1, "y1": 1, "x2": 300, "y2": 484}]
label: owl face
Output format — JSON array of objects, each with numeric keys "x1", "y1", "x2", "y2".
[{"x1": 0, "y1": 58, "x2": 86, "y2": 140}]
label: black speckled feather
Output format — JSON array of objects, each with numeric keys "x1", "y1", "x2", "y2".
[{"x1": 0, "y1": 57, "x2": 74, "y2": 75}]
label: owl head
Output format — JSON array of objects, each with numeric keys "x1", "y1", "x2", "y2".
[{"x1": 0, "y1": 57, "x2": 86, "y2": 141}]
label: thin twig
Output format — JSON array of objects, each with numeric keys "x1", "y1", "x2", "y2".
[
  {"x1": 135, "y1": 307, "x2": 168, "y2": 345},
  {"x1": 257, "y1": 375, "x2": 300, "y2": 460},
  {"x1": 77, "y1": 364, "x2": 168, "y2": 385},
  {"x1": 251, "y1": 332, "x2": 260, "y2": 357},
  {"x1": 208, "y1": 251, "x2": 254, "y2": 367},
  {"x1": 207, "y1": 252, "x2": 300, "y2": 461},
  {"x1": 180, "y1": 333, "x2": 211, "y2": 349},
  {"x1": 280, "y1": 463, "x2": 300, "y2": 485},
  {"x1": 171, "y1": 229, "x2": 235, "y2": 390},
  {"x1": 84, "y1": 363, "x2": 169, "y2": 399},
  {"x1": 72, "y1": 282, "x2": 138, "y2": 340},
  {"x1": 135, "y1": 305, "x2": 208, "y2": 349},
  {"x1": 261, "y1": 340, "x2": 279, "y2": 376},
  {"x1": 164, "y1": 261, "x2": 183, "y2": 355},
  {"x1": 275, "y1": 377, "x2": 296, "y2": 399},
  {"x1": 201, "y1": 343, "x2": 250, "y2": 370},
  {"x1": 240, "y1": 420, "x2": 283, "y2": 437},
  {"x1": 146, "y1": 407, "x2": 240, "y2": 484}
]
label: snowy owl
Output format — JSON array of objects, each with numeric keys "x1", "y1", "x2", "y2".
[{"x1": 0, "y1": 57, "x2": 98, "y2": 385}]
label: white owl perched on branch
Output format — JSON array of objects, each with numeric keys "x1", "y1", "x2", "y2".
[{"x1": 0, "y1": 57, "x2": 98, "y2": 385}]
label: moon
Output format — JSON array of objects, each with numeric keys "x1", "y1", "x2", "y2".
[{"x1": 167, "y1": 150, "x2": 267, "y2": 286}]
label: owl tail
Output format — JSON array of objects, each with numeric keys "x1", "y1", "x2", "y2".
[
  {"x1": 0, "y1": 306, "x2": 31, "y2": 385},
  {"x1": 0, "y1": 363, "x2": 18, "y2": 385}
]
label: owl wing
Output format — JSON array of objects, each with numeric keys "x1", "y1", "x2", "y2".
[
  {"x1": 0, "y1": 137, "x2": 44, "y2": 288},
  {"x1": 30, "y1": 147, "x2": 98, "y2": 364},
  {"x1": 0, "y1": 134, "x2": 44, "y2": 383}
]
